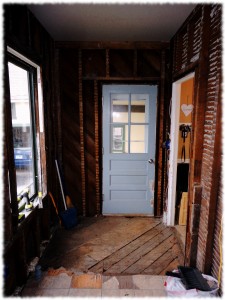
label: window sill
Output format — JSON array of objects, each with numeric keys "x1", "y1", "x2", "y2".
[
  {"x1": 18, "y1": 195, "x2": 45, "y2": 224},
  {"x1": 4, "y1": 194, "x2": 47, "y2": 252}
]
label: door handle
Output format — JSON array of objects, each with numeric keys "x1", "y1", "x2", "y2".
[{"x1": 148, "y1": 159, "x2": 154, "y2": 164}]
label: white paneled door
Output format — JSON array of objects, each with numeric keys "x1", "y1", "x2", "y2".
[{"x1": 102, "y1": 85, "x2": 157, "y2": 215}]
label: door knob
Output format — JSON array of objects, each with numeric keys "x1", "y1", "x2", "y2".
[{"x1": 148, "y1": 159, "x2": 154, "y2": 164}]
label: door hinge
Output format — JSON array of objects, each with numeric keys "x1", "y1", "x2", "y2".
[
  {"x1": 102, "y1": 96, "x2": 104, "y2": 106},
  {"x1": 102, "y1": 147, "x2": 104, "y2": 155}
]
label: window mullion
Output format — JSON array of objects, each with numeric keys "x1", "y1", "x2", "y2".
[
  {"x1": 4, "y1": 62, "x2": 19, "y2": 230},
  {"x1": 28, "y1": 71, "x2": 38, "y2": 199}
]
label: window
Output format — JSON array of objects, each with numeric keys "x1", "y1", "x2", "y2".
[
  {"x1": 111, "y1": 93, "x2": 149, "y2": 153},
  {"x1": 8, "y1": 62, "x2": 37, "y2": 198},
  {"x1": 6, "y1": 48, "x2": 45, "y2": 216}
]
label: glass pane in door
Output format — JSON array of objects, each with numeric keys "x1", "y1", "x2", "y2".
[
  {"x1": 111, "y1": 94, "x2": 129, "y2": 123},
  {"x1": 131, "y1": 94, "x2": 148, "y2": 123},
  {"x1": 111, "y1": 124, "x2": 128, "y2": 153},
  {"x1": 130, "y1": 125, "x2": 147, "y2": 153}
]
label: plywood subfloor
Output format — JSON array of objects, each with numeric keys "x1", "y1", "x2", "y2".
[{"x1": 40, "y1": 216, "x2": 184, "y2": 276}]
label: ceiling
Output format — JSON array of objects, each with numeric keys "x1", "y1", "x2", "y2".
[{"x1": 28, "y1": 3, "x2": 197, "y2": 42}]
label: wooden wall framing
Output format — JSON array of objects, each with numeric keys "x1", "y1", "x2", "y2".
[
  {"x1": 5, "y1": 2, "x2": 222, "y2": 294},
  {"x1": 56, "y1": 43, "x2": 170, "y2": 217},
  {"x1": 4, "y1": 5, "x2": 58, "y2": 295}
]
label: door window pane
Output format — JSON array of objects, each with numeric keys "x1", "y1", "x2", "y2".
[
  {"x1": 111, "y1": 125, "x2": 128, "y2": 153},
  {"x1": 131, "y1": 94, "x2": 148, "y2": 123},
  {"x1": 110, "y1": 93, "x2": 149, "y2": 154},
  {"x1": 8, "y1": 62, "x2": 36, "y2": 197},
  {"x1": 111, "y1": 94, "x2": 129, "y2": 123},
  {"x1": 130, "y1": 125, "x2": 147, "y2": 153}
]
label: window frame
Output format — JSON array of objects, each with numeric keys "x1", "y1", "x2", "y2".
[
  {"x1": 110, "y1": 93, "x2": 150, "y2": 154},
  {"x1": 8, "y1": 55, "x2": 38, "y2": 200},
  {"x1": 5, "y1": 47, "x2": 46, "y2": 227}
]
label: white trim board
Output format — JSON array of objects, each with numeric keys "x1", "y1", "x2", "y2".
[{"x1": 166, "y1": 72, "x2": 195, "y2": 226}]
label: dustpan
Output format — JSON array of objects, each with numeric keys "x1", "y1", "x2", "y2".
[
  {"x1": 60, "y1": 207, "x2": 78, "y2": 229},
  {"x1": 178, "y1": 266, "x2": 211, "y2": 291},
  {"x1": 55, "y1": 160, "x2": 78, "y2": 229},
  {"x1": 166, "y1": 266, "x2": 211, "y2": 291}
]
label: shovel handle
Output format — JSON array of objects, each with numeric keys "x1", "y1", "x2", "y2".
[
  {"x1": 55, "y1": 160, "x2": 67, "y2": 210},
  {"x1": 49, "y1": 192, "x2": 61, "y2": 225},
  {"x1": 166, "y1": 271, "x2": 181, "y2": 278}
]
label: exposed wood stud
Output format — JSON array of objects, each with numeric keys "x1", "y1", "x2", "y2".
[
  {"x1": 27, "y1": 8, "x2": 31, "y2": 48},
  {"x1": 78, "y1": 50, "x2": 86, "y2": 217},
  {"x1": 56, "y1": 41, "x2": 169, "y2": 50},
  {"x1": 17, "y1": 233, "x2": 27, "y2": 285},
  {"x1": 155, "y1": 50, "x2": 166, "y2": 217},
  {"x1": 106, "y1": 49, "x2": 110, "y2": 78},
  {"x1": 53, "y1": 48, "x2": 62, "y2": 205},
  {"x1": 187, "y1": 185, "x2": 202, "y2": 267},
  {"x1": 94, "y1": 80, "x2": 100, "y2": 215},
  {"x1": 54, "y1": 49, "x2": 62, "y2": 164},
  {"x1": 82, "y1": 76, "x2": 161, "y2": 81},
  {"x1": 133, "y1": 49, "x2": 137, "y2": 77}
]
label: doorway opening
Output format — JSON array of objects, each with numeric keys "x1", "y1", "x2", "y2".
[{"x1": 167, "y1": 72, "x2": 195, "y2": 245}]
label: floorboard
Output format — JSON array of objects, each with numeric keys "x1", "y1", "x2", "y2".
[
  {"x1": 40, "y1": 216, "x2": 184, "y2": 276},
  {"x1": 89, "y1": 222, "x2": 164, "y2": 273}
]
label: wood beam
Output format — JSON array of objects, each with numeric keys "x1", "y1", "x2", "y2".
[
  {"x1": 94, "y1": 80, "x2": 101, "y2": 215},
  {"x1": 78, "y1": 50, "x2": 86, "y2": 216},
  {"x1": 55, "y1": 41, "x2": 169, "y2": 50}
]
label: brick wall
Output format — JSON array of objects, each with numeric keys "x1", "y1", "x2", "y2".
[
  {"x1": 211, "y1": 174, "x2": 222, "y2": 289},
  {"x1": 196, "y1": 4, "x2": 222, "y2": 273},
  {"x1": 171, "y1": 4, "x2": 222, "y2": 280}
]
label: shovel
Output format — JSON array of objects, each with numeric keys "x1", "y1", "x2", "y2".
[
  {"x1": 49, "y1": 191, "x2": 62, "y2": 225},
  {"x1": 55, "y1": 160, "x2": 78, "y2": 229}
]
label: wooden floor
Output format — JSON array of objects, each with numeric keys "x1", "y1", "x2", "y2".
[{"x1": 40, "y1": 216, "x2": 184, "y2": 276}]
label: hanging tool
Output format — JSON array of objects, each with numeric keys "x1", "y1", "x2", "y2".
[
  {"x1": 179, "y1": 124, "x2": 191, "y2": 162},
  {"x1": 180, "y1": 124, "x2": 191, "y2": 143}
]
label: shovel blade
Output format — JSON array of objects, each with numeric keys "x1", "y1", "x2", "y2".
[{"x1": 60, "y1": 207, "x2": 78, "y2": 229}]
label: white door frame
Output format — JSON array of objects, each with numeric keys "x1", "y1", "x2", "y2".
[{"x1": 166, "y1": 72, "x2": 195, "y2": 226}]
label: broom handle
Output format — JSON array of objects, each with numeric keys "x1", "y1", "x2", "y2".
[{"x1": 55, "y1": 160, "x2": 67, "y2": 210}]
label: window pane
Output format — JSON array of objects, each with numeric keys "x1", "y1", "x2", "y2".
[
  {"x1": 111, "y1": 94, "x2": 129, "y2": 123},
  {"x1": 130, "y1": 125, "x2": 147, "y2": 153},
  {"x1": 8, "y1": 62, "x2": 35, "y2": 196},
  {"x1": 111, "y1": 125, "x2": 128, "y2": 153},
  {"x1": 131, "y1": 94, "x2": 147, "y2": 123}
]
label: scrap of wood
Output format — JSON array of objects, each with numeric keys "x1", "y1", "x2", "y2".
[{"x1": 47, "y1": 267, "x2": 74, "y2": 277}]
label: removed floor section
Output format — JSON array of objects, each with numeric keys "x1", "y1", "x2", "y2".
[{"x1": 39, "y1": 216, "x2": 184, "y2": 275}]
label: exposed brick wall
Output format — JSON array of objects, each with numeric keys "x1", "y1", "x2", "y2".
[
  {"x1": 196, "y1": 3, "x2": 222, "y2": 273},
  {"x1": 211, "y1": 175, "x2": 222, "y2": 289},
  {"x1": 171, "y1": 4, "x2": 222, "y2": 279}
]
